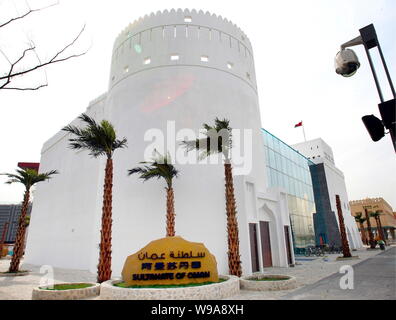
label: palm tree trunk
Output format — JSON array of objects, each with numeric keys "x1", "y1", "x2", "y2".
[
  {"x1": 166, "y1": 187, "x2": 175, "y2": 237},
  {"x1": 335, "y1": 195, "x2": 352, "y2": 258},
  {"x1": 97, "y1": 158, "x2": 113, "y2": 283},
  {"x1": 376, "y1": 216, "x2": 385, "y2": 242},
  {"x1": 378, "y1": 217, "x2": 386, "y2": 243},
  {"x1": 359, "y1": 222, "x2": 367, "y2": 244},
  {"x1": 224, "y1": 163, "x2": 242, "y2": 277},
  {"x1": 9, "y1": 188, "x2": 30, "y2": 273},
  {"x1": 365, "y1": 208, "x2": 375, "y2": 249}
]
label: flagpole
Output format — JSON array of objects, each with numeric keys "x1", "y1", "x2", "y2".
[{"x1": 302, "y1": 122, "x2": 307, "y2": 142}]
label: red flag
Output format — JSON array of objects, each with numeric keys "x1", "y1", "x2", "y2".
[{"x1": 294, "y1": 121, "x2": 303, "y2": 128}]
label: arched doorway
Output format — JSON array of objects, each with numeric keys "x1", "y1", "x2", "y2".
[{"x1": 258, "y1": 204, "x2": 281, "y2": 268}]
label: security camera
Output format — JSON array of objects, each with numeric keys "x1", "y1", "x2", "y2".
[{"x1": 334, "y1": 49, "x2": 360, "y2": 77}]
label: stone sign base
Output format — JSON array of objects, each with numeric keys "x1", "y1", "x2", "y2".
[{"x1": 99, "y1": 275, "x2": 239, "y2": 300}]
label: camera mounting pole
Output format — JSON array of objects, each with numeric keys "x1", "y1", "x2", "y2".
[
  {"x1": 341, "y1": 24, "x2": 395, "y2": 152},
  {"x1": 359, "y1": 24, "x2": 396, "y2": 101},
  {"x1": 340, "y1": 35, "x2": 363, "y2": 50}
]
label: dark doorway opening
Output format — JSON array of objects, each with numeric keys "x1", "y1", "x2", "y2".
[
  {"x1": 260, "y1": 221, "x2": 272, "y2": 267},
  {"x1": 249, "y1": 223, "x2": 260, "y2": 272}
]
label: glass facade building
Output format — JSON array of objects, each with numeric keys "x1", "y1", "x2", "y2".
[{"x1": 261, "y1": 128, "x2": 316, "y2": 252}]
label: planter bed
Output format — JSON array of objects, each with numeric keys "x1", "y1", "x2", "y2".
[
  {"x1": 336, "y1": 255, "x2": 359, "y2": 261},
  {"x1": 32, "y1": 282, "x2": 100, "y2": 300},
  {"x1": 100, "y1": 275, "x2": 239, "y2": 300},
  {"x1": 240, "y1": 274, "x2": 297, "y2": 291},
  {"x1": 0, "y1": 270, "x2": 30, "y2": 277}
]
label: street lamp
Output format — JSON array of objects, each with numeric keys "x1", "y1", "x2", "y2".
[{"x1": 335, "y1": 24, "x2": 396, "y2": 152}]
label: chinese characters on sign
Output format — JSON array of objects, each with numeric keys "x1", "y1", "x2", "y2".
[{"x1": 121, "y1": 236, "x2": 219, "y2": 286}]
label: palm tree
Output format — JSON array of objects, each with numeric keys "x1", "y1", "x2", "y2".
[
  {"x1": 62, "y1": 113, "x2": 127, "y2": 283},
  {"x1": 182, "y1": 118, "x2": 242, "y2": 277},
  {"x1": 354, "y1": 212, "x2": 368, "y2": 245},
  {"x1": 128, "y1": 151, "x2": 179, "y2": 237},
  {"x1": 370, "y1": 210, "x2": 385, "y2": 242},
  {"x1": 1, "y1": 168, "x2": 58, "y2": 273},
  {"x1": 364, "y1": 206, "x2": 376, "y2": 249},
  {"x1": 335, "y1": 195, "x2": 352, "y2": 258}
]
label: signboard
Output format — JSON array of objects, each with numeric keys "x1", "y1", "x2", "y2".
[{"x1": 121, "y1": 236, "x2": 219, "y2": 286}]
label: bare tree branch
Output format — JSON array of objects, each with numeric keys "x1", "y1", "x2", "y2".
[
  {"x1": 1, "y1": 83, "x2": 48, "y2": 91},
  {"x1": 49, "y1": 24, "x2": 86, "y2": 63},
  {"x1": 0, "y1": 2, "x2": 58, "y2": 29},
  {"x1": 0, "y1": 47, "x2": 12, "y2": 64},
  {"x1": 0, "y1": 8, "x2": 39, "y2": 29},
  {"x1": 0, "y1": 24, "x2": 88, "y2": 91}
]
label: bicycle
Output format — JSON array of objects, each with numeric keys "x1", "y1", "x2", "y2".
[{"x1": 304, "y1": 246, "x2": 325, "y2": 257}]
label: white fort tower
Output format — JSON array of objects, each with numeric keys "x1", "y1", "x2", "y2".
[{"x1": 25, "y1": 9, "x2": 293, "y2": 276}]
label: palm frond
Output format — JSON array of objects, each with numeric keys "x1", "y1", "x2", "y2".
[
  {"x1": 181, "y1": 118, "x2": 232, "y2": 160},
  {"x1": 128, "y1": 151, "x2": 179, "y2": 188},
  {"x1": 78, "y1": 113, "x2": 98, "y2": 127},
  {"x1": 113, "y1": 137, "x2": 128, "y2": 150},
  {"x1": 62, "y1": 113, "x2": 127, "y2": 158},
  {"x1": 1, "y1": 168, "x2": 58, "y2": 188},
  {"x1": 369, "y1": 210, "x2": 382, "y2": 218},
  {"x1": 354, "y1": 212, "x2": 366, "y2": 223},
  {"x1": 128, "y1": 166, "x2": 149, "y2": 176}
]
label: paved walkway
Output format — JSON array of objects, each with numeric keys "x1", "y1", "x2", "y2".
[
  {"x1": 226, "y1": 246, "x2": 395, "y2": 300},
  {"x1": 281, "y1": 247, "x2": 396, "y2": 300},
  {"x1": 0, "y1": 259, "x2": 96, "y2": 300},
  {"x1": 0, "y1": 246, "x2": 394, "y2": 299}
]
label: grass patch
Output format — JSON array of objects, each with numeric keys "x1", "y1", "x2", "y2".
[
  {"x1": 252, "y1": 277, "x2": 290, "y2": 281},
  {"x1": 42, "y1": 283, "x2": 94, "y2": 290},
  {"x1": 114, "y1": 278, "x2": 227, "y2": 289}
]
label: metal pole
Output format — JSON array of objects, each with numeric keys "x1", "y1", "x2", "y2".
[
  {"x1": 377, "y1": 43, "x2": 396, "y2": 98},
  {"x1": 363, "y1": 45, "x2": 384, "y2": 103},
  {"x1": 302, "y1": 123, "x2": 307, "y2": 142}
]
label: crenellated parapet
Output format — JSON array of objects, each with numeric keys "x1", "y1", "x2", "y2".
[
  {"x1": 109, "y1": 9, "x2": 257, "y2": 92},
  {"x1": 113, "y1": 9, "x2": 252, "y2": 52}
]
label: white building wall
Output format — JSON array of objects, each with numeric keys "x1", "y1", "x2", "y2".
[
  {"x1": 24, "y1": 96, "x2": 107, "y2": 270},
  {"x1": 322, "y1": 162, "x2": 363, "y2": 249},
  {"x1": 25, "y1": 9, "x2": 293, "y2": 277},
  {"x1": 293, "y1": 139, "x2": 363, "y2": 249},
  {"x1": 293, "y1": 138, "x2": 335, "y2": 165}
]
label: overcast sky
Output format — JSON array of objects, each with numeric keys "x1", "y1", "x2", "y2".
[{"x1": 0, "y1": 0, "x2": 395, "y2": 208}]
